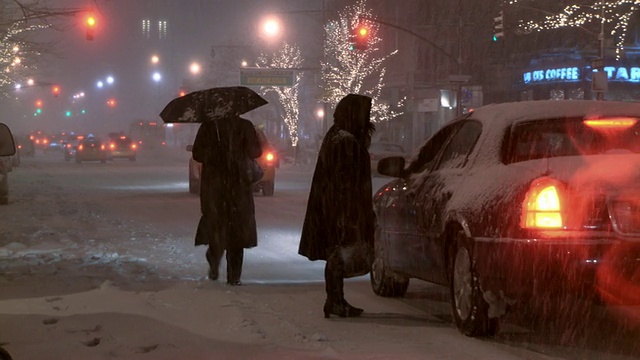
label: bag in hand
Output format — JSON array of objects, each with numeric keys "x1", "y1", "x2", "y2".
[
  {"x1": 340, "y1": 242, "x2": 374, "y2": 278},
  {"x1": 245, "y1": 158, "x2": 264, "y2": 184}
]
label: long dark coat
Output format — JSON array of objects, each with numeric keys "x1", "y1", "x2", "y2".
[
  {"x1": 192, "y1": 116, "x2": 262, "y2": 249},
  {"x1": 298, "y1": 94, "x2": 375, "y2": 261}
]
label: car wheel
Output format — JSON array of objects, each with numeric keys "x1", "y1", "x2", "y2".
[
  {"x1": 449, "y1": 232, "x2": 499, "y2": 337},
  {"x1": 262, "y1": 181, "x2": 274, "y2": 196},
  {"x1": 370, "y1": 223, "x2": 409, "y2": 297}
]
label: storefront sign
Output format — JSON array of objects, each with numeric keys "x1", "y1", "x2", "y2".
[
  {"x1": 523, "y1": 67, "x2": 580, "y2": 84},
  {"x1": 523, "y1": 65, "x2": 640, "y2": 84}
]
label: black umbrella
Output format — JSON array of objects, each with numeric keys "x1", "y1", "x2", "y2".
[{"x1": 159, "y1": 86, "x2": 268, "y2": 123}]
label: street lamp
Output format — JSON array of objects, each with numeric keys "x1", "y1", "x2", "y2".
[
  {"x1": 152, "y1": 72, "x2": 162, "y2": 82},
  {"x1": 189, "y1": 62, "x2": 201, "y2": 75},
  {"x1": 151, "y1": 54, "x2": 160, "y2": 65},
  {"x1": 261, "y1": 17, "x2": 282, "y2": 39}
]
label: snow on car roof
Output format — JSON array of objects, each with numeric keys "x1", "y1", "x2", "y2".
[{"x1": 469, "y1": 100, "x2": 640, "y2": 127}]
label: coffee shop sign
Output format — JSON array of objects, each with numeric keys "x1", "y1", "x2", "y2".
[{"x1": 523, "y1": 66, "x2": 640, "y2": 84}]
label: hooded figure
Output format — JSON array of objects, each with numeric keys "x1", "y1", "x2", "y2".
[
  {"x1": 192, "y1": 114, "x2": 262, "y2": 285},
  {"x1": 299, "y1": 93, "x2": 375, "y2": 318}
]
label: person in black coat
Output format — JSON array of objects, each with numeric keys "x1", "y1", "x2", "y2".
[
  {"x1": 192, "y1": 114, "x2": 262, "y2": 285},
  {"x1": 299, "y1": 94, "x2": 375, "y2": 317}
]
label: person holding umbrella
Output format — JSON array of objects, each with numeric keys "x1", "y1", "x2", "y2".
[
  {"x1": 160, "y1": 86, "x2": 266, "y2": 285},
  {"x1": 298, "y1": 94, "x2": 376, "y2": 317}
]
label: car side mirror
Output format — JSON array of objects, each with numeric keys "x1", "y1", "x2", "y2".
[
  {"x1": 185, "y1": 144, "x2": 193, "y2": 152},
  {"x1": 0, "y1": 123, "x2": 16, "y2": 157},
  {"x1": 377, "y1": 156, "x2": 405, "y2": 178}
]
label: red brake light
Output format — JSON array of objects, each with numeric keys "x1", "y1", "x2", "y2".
[
  {"x1": 17, "y1": 145, "x2": 22, "y2": 149},
  {"x1": 583, "y1": 117, "x2": 637, "y2": 129},
  {"x1": 78, "y1": 144, "x2": 84, "y2": 150},
  {"x1": 521, "y1": 177, "x2": 565, "y2": 229},
  {"x1": 109, "y1": 143, "x2": 115, "y2": 149},
  {"x1": 265, "y1": 152, "x2": 275, "y2": 162},
  {"x1": 131, "y1": 143, "x2": 137, "y2": 149},
  {"x1": 101, "y1": 144, "x2": 106, "y2": 150}
]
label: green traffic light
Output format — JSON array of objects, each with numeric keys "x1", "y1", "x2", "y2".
[
  {"x1": 81, "y1": 109, "x2": 86, "y2": 114},
  {"x1": 65, "y1": 111, "x2": 72, "y2": 117},
  {"x1": 492, "y1": 35, "x2": 498, "y2": 41},
  {"x1": 36, "y1": 108, "x2": 42, "y2": 114}
]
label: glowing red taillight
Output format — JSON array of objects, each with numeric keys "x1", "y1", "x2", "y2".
[
  {"x1": 78, "y1": 145, "x2": 84, "y2": 151},
  {"x1": 521, "y1": 177, "x2": 565, "y2": 229},
  {"x1": 100, "y1": 144, "x2": 106, "y2": 150},
  {"x1": 265, "y1": 152, "x2": 275, "y2": 162},
  {"x1": 131, "y1": 143, "x2": 137, "y2": 149},
  {"x1": 109, "y1": 143, "x2": 115, "y2": 149},
  {"x1": 583, "y1": 117, "x2": 638, "y2": 130}
]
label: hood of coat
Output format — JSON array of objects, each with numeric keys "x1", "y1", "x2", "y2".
[{"x1": 333, "y1": 94, "x2": 374, "y2": 144}]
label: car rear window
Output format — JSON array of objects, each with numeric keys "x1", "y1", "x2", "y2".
[
  {"x1": 370, "y1": 143, "x2": 404, "y2": 153},
  {"x1": 505, "y1": 117, "x2": 640, "y2": 164},
  {"x1": 114, "y1": 138, "x2": 132, "y2": 145}
]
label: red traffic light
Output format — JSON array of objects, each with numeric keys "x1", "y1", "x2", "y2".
[
  {"x1": 52, "y1": 86, "x2": 60, "y2": 96},
  {"x1": 35, "y1": 99, "x2": 43, "y2": 107},
  {"x1": 107, "y1": 98, "x2": 117, "y2": 107},
  {"x1": 353, "y1": 25, "x2": 370, "y2": 51},
  {"x1": 85, "y1": 14, "x2": 96, "y2": 41}
]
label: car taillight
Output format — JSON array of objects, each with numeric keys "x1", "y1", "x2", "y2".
[
  {"x1": 521, "y1": 177, "x2": 565, "y2": 229},
  {"x1": 109, "y1": 143, "x2": 115, "y2": 150},
  {"x1": 17, "y1": 145, "x2": 22, "y2": 149},
  {"x1": 101, "y1": 145, "x2": 106, "y2": 150},
  {"x1": 583, "y1": 117, "x2": 637, "y2": 130},
  {"x1": 78, "y1": 145, "x2": 84, "y2": 151},
  {"x1": 265, "y1": 152, "x2": 275, "y2": 162},
  {"x1": 131, "y1": 143, "x2": 137, "y2": 149}
]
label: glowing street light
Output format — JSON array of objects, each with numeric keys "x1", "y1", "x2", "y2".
[
  {"x1": 152, "y1": 72, "x2": 162, "y2": 82},
  {"x1": 96, "y1": 80, "x2": 104, "y2": 88},
  {"x1": 106, "y1": 76, "x2": 114, "y2": 84},
  {"x1": 261, "y1": 17, "x2": 281, "y2": 38},
  {"x1": 189, "y1": 62, "x2": 201, "y2": 75},
  {"x1": 150, "y1": 54, "x2": 160, "y2": 65}
]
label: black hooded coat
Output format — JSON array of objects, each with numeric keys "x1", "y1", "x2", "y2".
[
  {"x1": 192, "y1": 116, "x2": 262, "y2": 249},
  {"x1": 298, "y1": 94, "x2": 375, "y2": 261}
]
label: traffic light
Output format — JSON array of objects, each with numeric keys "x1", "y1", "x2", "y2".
[
  {"x1": 85, "y1": 14, "x2": 96, "y2": 41},
  {"x1": 107, "y1": 98, "x2": 117, "y2": 107},
  {"x1": 492, "y1": 10, "x2": 504, "y2": 41},
  {"x1": 352, "y1": 24, "x2": 370, "y2": 51},
  {"x1": 52, "y1": 85, "x2": 60, "y2": 97}
]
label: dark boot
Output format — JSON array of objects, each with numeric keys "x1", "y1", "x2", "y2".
[
  {"x1": 226, "y1": 247, "x2": 244, "y2": 286},
  {"x1": 206, "y1": 247, "x2": 222, "y2": 281},
  {"x1": 324, "y1": 250, "x2": 363, "y2": 318}
]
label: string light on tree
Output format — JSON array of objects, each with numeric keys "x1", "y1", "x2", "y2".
[
  {"x1": 510, "y1": 0, "x2": 640, "y2": 60},
  {"x1": 320, "y1": 0, "x2": 402, "y2": 123},
  {"x1": 257, "y1": 42, "x2": 303, "y2": 148}
]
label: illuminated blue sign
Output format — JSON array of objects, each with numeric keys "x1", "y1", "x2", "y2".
[
  {"x1": 523, "y1": 67, "x2": 580, "y2": 84},
  {"x1": 523, "y1": 65, "x2": 640, "y2": 84}
]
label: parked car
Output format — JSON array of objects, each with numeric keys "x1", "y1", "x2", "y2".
[
  {"x1": 369, "y1": 141, "x2": 406, "y2": 175},
  {"x1": 75, "y1": 137, "x2": 108, "y2": 163},
  {"x1": 0, "y1": 123, "x2": 16, "y2": 205},
  {"x1": 107, "y1": 134, "x2": 137, "y2": 161},
  {"x1": 371, "y1": 100, "x2": 640, "y2": 338},
  {"x1": 186, "y1": 127, "x2": 278, "y2": 196}
]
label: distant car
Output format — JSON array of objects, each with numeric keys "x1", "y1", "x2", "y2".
[
  {"x1": 186, "y1": 127, "x2": 278, "y2": 196},
  {"x1": 75, "y1": 138, "x2": 108, "y2": 163},
  {"x1": 371, "y1": 100, "x2": 640, "y2": 338},
  {"x1": 0, "y1": 123, "x2": 16, "y2": 205},
  {"x1": 64, "y1": 137, "x2": 82, "y2": 161},
  {"x1": 107, "y1": 135, "x2": 137, "y2": 161},
  {"x1": 369, "y1": 142, "x2": 406, "y2": 175}
]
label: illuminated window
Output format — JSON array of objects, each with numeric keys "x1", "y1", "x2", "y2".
[
  {"x1": 141, "y1": 19, "x2": 150, "y2": 38},
  {"x1": 158, "y1": 20, "x2": 167, "y2": 39}
]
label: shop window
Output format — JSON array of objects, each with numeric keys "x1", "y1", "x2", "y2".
[{"x1": 550, "y1": 89, "x2": 565, "y2": 100}]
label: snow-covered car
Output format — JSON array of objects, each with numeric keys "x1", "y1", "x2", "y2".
[
  {"x1": 371, "y1": 100, "x2": 640, "y2": 337},
  {"x1": 75, "y1": 137, "x2": 108, "y2": 163},
  {"x1": 0, "y1": 123, "x2": 16, "y2": 205}
]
